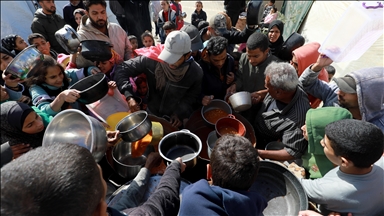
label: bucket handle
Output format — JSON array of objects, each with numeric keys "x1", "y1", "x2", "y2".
[{"x1": 362, "y1": 2, "x2": 383, "y2": 9}]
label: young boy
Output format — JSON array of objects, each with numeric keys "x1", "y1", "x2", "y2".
[
  {"x1": 300, "y1": 119, "x2": 384, "y2": 215},
  {"x1": 28, "y1": 33, "x2": 59, "y2": 60},
  {"x1": 163, "y1": 21, "x2": 176, "y2": 37},
  {"x1": 191, "y1": 1, "x2": 207, "y2": 28},
  {"x1": 179, "y1": 135, "x2": 267, "y2": 215}
]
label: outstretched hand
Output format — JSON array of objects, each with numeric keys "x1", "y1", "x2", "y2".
[{"x1": 311, "y1": 53, "x2": 333, "y2": 72}]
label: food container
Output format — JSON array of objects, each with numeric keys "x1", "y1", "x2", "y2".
[
  {"x1": 69, "y1": 73, "x2": 109, "y2": 104},
  {"x1": 228, "y1": 91, "x2": 252, "y2": 112},
  {"x1": 201, "y1": 99, "x2": 232, "y2": 127},
  {"x1": 215, "y1": 114, "x2": 246, "y2": 137},
  {"x1": 206, "y1": 130, "x2": 218, "y2": 159},
  {"x1": 116, "y1": 111, "x2": 152, "y2": 142},
  {"x1": 55, "y1": 24, "x2": 81, "y2": 54},
  {"x1": 81, "y1": 40, "x2": 113, "y2": 62}
]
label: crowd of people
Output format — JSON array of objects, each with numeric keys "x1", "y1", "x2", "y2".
[{"x1": 1, "y1": 0, "x2": 383, "y2": 215}]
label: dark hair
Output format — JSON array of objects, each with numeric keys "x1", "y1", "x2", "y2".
[
  {"x1": 246, "y1": 32, "x2": 269, "y2": 51},
  {"x1": 0, "y1": 143, "x2": 103, "y2": 216},
  {"x1": 141, "y1": 31, "x2": 155, "y2": 46},
  {"x1": 206, "y1": 36, "x2": 228, "y2": 56},
  {"x1": 325, "y1": 119, "x2": 384, "y2": 168},
  {"x1": 84, "y1": 0, "x2": 107, "y2": 11},
  {"x1": 271, "y1": 7, "x2": 278, "y2": 13},
  {"x1": 325, "y1": 65, "x2": 336, "y2": 75},
  {"x1": 73, "y1": 8, "x2": 86, "y2": 16},
  {"x1": 270, "y1": 0, "x2": 276, "y2": 4},
  {"x1": 28, "y1": 33, "x2": 46, "y2": 45},
  {"x1": 210, "y1": 134, "x2": 260, "y2": 190},
  {"x1": 163, "y1": 21, "x2": 176, "y2": 30},
  {"x1": 26, "y1": 55, "x2": 66, "y2": 87},
  {"x1": 198, "y1": 21, "x2": 209, "y2": 31},
  {"x1": 128, "y1": 35, "x2": 137, "y2": 41}
]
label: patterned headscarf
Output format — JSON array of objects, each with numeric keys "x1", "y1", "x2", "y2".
[
  {"x1": 0, "y1": 101, "x2": 44, "y2": 148},
  {"x1": 108, "y1": 49, "x2": 123, "y2": 65},
  {"x1": 1, "y1": 34, "x2": 17, "y2": 51}
]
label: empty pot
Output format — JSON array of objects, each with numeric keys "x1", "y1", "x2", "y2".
[
  {"x1": 201, "y1": 99, "x2": 232, "y2": 127},
  {"x1": 81, "y1": 40, "x2": 112, "y2": 62},
  {"x1": 55, "y1": 24, "x2": 81, "y2": 54},
  {"x1": 116, "y1": 111, "x2": 152, "y2": 142},
  {"x1": 69, "y1": 73, "x2": 109, "y2": 104},
  {"x1": 228, "y1": 91, "x2": 252, "y2": 112},
  {"x1": 158, "y1": 129, "x2": 202, "y2": 168},
  {"x1": 215, "y1": 114, "x2": 246, "y2": 137},
  {"x1": 206, "y1": 130, "x2": 218, "y2": 159}
]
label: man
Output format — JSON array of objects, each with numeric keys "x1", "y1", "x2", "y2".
[
  {"x1": 115, "y1": 31, "x2": 203, "y2": 128},
  {"x1": 31, "y1": 0, "x2": 67, "y2": 54},
  {"x1": 198, "y1": 36, "x2": 235, "y2": 105},
  {"x1": 299, "y1": 54, "x2": 384, "y2": 132},
  {"x1": 200, "y1": 13, "x2": 257, "y2": 45},
  {"x1": 254, "y1": 62, "x2": 310, "y2": 161},
  {"x1": 76, "y1": 0, "x2": 132, "y2": 68},
  {"x1": 1, "y1": 144, "x2": 186, "y2": 216}
]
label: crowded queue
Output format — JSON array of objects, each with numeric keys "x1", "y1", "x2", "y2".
[{"x1": 1, "y1": 0, "x2": 384, "y2": 216}]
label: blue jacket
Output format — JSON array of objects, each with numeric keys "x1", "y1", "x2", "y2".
[{"x1": 180, "y1": 179, "x2": 267, "y2": 216}]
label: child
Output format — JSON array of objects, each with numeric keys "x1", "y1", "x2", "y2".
[
  {"x1": 191, "y1": 1, "x2": 207, "y2": 28},
  {"x1": 141, "y1": 31, "x2": 155, "y2": 48},
  {"x1": 158, "y1": 1, "x2": 176, "y2": 44},
  {"x1": 28, "y1": 33, "x2": 58, "y2": 59},
  {"x1": 261, "y1": 7, "x2": 278, "y2": 28},
  {"x1": 300, "y1": 119, "x2": 384, "y2": 215},
  {"x1": 96, "y1": 49, "x2": 123, "y2": 81},
  {"x1": 73, "y1": 8, "x2": 86, "y2": 30},
  {"x1": 262, "y1": 0, "x2": 275, "y2": 21},
  {"x1": 130, "y1": 75, "x2": 149, "y2": 110},
  {"x1": 179, "y1": 134, "x2": 267, "y2": 215},
  {"x1": 170, "y1": 0, "x2": 185, "y2": 30},
  {"x1": 163, "y1": 21, "x2": 176, "y2": 37},
  {"x1": 1, "y1": 34, "x2": 28, "y2": 55},
  {"x1": 325, "y1": 65, "x2": 336, "y2": 82},
  {"x1": 128, "y1": 35, "x2": 139, "y2": 57}
]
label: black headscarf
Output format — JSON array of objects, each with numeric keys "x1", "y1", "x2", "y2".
[
  {"x1": 0, "y1": 101, "x2": 44, "y2": 148},
  {"x1": 268, "y1": 20, "x2": 285, "y2": 57}
]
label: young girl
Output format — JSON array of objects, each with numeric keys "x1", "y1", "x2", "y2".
[
  {"x1": 26, "y1": 55, "x2": 97, "y2": 116},
  {"x1": 97, "y1": 49, "x2": 123, "y2": 81},
  {"x1": 261, "y1": 7, "x2": 278, "y2": 28},
  {"x1": 170, "y1": 0, "x2": 185, "y2": 30},
  {"x1": 141, "y1": 31, "x2": 155, "y2": 48},
  {"x1": 158, "y1": 1, "x2": 176, "y2": 44},
  {"x1": 73, "y1": 8, "x2": 86, "y2": 31},
  {"x1": 1, "y1": 34, "x2": 29, "y2": 55}
]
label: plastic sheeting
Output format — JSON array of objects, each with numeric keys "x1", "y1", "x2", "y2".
[{"x1": 298, "y1": 1, "x2": 383, "y2": 77}]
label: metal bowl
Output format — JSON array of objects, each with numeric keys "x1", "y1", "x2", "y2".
[
  {"x1": 69, "y1": 73, "x2": 109, "y2": 104},
  {"x1": 228, "y1": 91, "x2": 252, "y2": 112},
  {"x1": 55, "y1": 24, "x2": 81, "y2": 54},
  {"x1": 4, "y1": 45, "x2": 44, "y2": 79},
  {"x1": 42, "y1": 109, "x2": 108, "y2": 162},
  {"x1": 116, "y1": 111, "x2": 152, "y2": 142},
  {"x1": 112, "y1": 140, "x2": 154, "y2": 179},
  {"x1": 201, "y1": 99, "x2": 232, "y2": 127},
  {"x1": 206, "y1": 130, "x2": 218, "y2": 159}
]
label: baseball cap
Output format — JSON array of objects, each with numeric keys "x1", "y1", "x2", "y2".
[
  {"x1": 333, "y1": 76, "x2": 356, "y2": 94},
  {"x1": 158, "y1": 31, "x2": 191, "y2": 64},
  {"x1": 180, "y1": 24, "x2": 203, "y2": 52},
  {"x1": 209, "y1": 14, "x2": 229, "y2": 36}
]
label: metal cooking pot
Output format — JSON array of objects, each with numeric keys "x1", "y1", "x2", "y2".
[
  {"x1": 206, "y1": 130, "x2": 218, "y2": 159},
  {"x1": 4, "y1": 45, "x2": 44, "y2": 79},
  {"x1": 69, "y1": 73, "x2": 109, "y2": 104},
  {"x1": 112, "y1": 140, "x2": 154, "y2": 179},
  {"x1": 201, "y1": 99, "x2": 232, "y2": 127},
  {"x1": 228, "y1": 91, "x2": 252, "y2": 112},
  {"x1": 158, "y1": 129, "x2": 202, "y2": 168},
  {"x1": 249, "y1": 161, "x2": 308, "y2": 215},
  {"x1": 81, "y1": 40, "x2": 112, "y2": 62},
  {"x1": 42, "y1": 109, "x2": 108, "y2": 162},
  {"x1": 116, "y1": 111, "x2": 152, "y2": 142},
  {"x1": 55, "y1": 24, "x2": 81, "y2": 54}
]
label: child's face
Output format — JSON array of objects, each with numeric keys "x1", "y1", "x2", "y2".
[
  {"x1": 1, "y1": 53, "x2": 13, "y2": 71},
  {"x1": 137, "y1": 81, "x2": 148, "y2": 96},
  {"x1": 45, "y1": 66, "x2": 64, "y2": 87},
  {"x1": 130, "y1": 39, "x2": 138, "y2": 50},
  {"x1": 165, "y1": 29, "x2": 174, "y2": 36},
  {"x1": 15, "y1": 36, "x2": 28, "y2": 51},
  {"x1": 195, "y1": 3, "x2": 202, "y2": 11},
  {"x1": 246, "y1": 47, "x2": 269, "y2": 67},
  {"x1": 321, "y1": 135, "x2": 340, "y2": 166},
  {"x1": 301, "y1": 124, "x2": 308, "y2": 141},
  {"x1": 98, "y1": 61, "x2": 114, "y2": 74},
  {"x1": 142, "y1": 36, "x2": 153, "y2": 48},
  {"x1": 75, "y1": 13, "x2": 83, "y2": 25},
  {"x1": 31, "y1": 38, "x2": 51, "y2": 55},
  {"x1": 160, "y1": 1, "x2": 169, "y2": 10}
]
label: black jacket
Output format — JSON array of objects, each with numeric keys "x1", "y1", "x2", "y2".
[
  {"x1": 115, "y1": 56, "x2": 203, "y2": 119},
  {"x1": 191, "y1": 10, "x2": 207, "y2": 28},
  {"x1": 200, "y1": 25, "x2": 257, "y2": 45}
]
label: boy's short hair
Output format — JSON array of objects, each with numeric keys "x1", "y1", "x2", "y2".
[
  {"x1": 163, "y1": 21, "x2": 176, "y2": 30},
  {"x1": 325, "y1": 65, "x2": 336, "y2": 75},
  {"x1": 84, "y1": 0, "x2": 107, "y2": 11},
  {"x1": 246, "y1": 32, "x2": 269, "y2": 51},
  {"x1": 325, "y1": 119, "x2": 384, "y2": 168},
  {"x1": 206, "y1": 36, "x2": 228, "y2": 56},
  {"x1": 210, "y1": 135, "x2": 259, "y2": 191},
  {"x1": 1, "y1": 143, "x2": 103, "y2": 216},
  {"x1": 198, "y1": 21, "x2": 209, "y2": 31},
  {"x1": 270, "y1": 0, "x2": 276, "y2": 4},
  {"x1": 28, "y1": 33, "x2": 46, "y2": 45}
]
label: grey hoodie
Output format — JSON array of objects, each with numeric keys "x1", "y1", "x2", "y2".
[
  {"x1": 299, "y1": 66, "x2": 384, "y2": 132},
  {"x1": 31, "y1": 8, "x2": 67, "y2": 54}
]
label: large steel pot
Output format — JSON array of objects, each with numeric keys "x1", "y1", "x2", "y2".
[
  {"x1": 55, "y1": 24, "x2": 81, "y2": 54},
  {"x1": 228, "y1": 91, "x2": 252, "y2": 112},
  {"x1": 4, "y1": 45, "x2": 44, "y2": 79},
  {"x1": 42, "y1": 109, "x2": 107, "y2": 162},
  {"x1": 69, "y1": 73, "x2": 109, "y2": 104},
  {"x1": 112, "y1": 140, "x2": 154, "y2": 179},
  {"x1": 201, "y1": 99, "x2": 232, "y2": 127},
  {"x1": 116, "y1": 111, "x2": 152, "y2": 142},
  {"x1": 159, "y1": 129, "x2": 202, "y2": 168}
]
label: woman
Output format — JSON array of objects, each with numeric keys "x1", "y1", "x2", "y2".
[{"x1": 268, "y1": 20, "x2": 284, "y2": 59}]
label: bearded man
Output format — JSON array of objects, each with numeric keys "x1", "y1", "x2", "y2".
[
  {"x1": 76, "y1": 0, "x2": 132, "y2": 67},
  {"x1": 31, "y1": 0, "x2": 67, "y2": 54}
]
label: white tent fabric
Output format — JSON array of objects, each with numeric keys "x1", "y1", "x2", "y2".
[
  {"x1": 1, "y1": 0, "x2": 118, "y2": 47},
  {"x1": 298, "y1": 1, "x2": 384, "y2": 77}
]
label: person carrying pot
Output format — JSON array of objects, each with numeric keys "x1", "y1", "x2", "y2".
[{"x1": 115, "y1": 31, "x2": 203, "y2": 128}]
